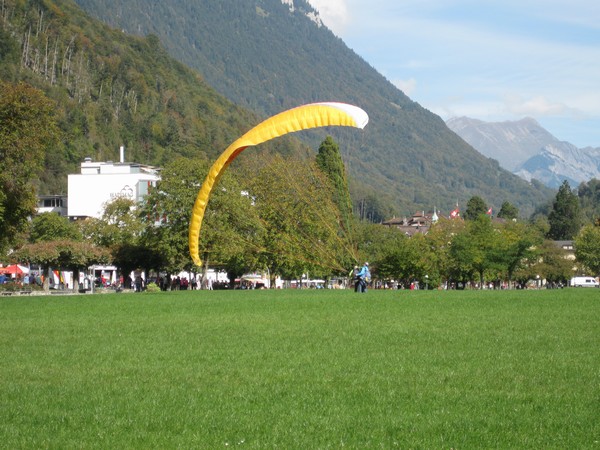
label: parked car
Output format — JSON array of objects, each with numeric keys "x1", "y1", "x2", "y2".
[{"x1": 570, "y1": 276, "x2": 599, "y2": 288}]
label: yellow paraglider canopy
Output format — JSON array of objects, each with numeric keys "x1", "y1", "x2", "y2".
[{"x1": 189, "y1": 102, "x2": 369, "y2": 266}]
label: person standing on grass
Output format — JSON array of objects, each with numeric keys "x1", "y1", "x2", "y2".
[
  {"x1": 350, "y1": 265, "x2": 360, "y2": 292},
  {"x1": 356, "y1": 262, "x2": 370, "y2": 293}
]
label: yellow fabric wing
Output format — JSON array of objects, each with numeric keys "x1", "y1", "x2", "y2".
[{"x1": 189, "y1": 102, "x2": 369, "y2": 266}]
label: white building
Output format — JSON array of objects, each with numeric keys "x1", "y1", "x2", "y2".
[
  {"x1": 36, "y1": 195, "x2": 68, "y2": 216},
  {"x1": 67, "y1": 149, "x2": 159, "y2": 219}
]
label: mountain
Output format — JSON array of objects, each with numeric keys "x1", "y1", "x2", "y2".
[
  {"x1": 70, "y1": 0, "x2": 553, "y2": 218},
  {"x1": 515, "y1": 144, "x2": 600, "y2": 189},
  {"x1": 0, "y1": 0, "x2": 307, "y2": 195},
  {"x1": 445, "y1": 117, "x2": 558, "y2": 171},
  {"x1": 447, "y1": 117, "x2": 600, "y2": 189}
]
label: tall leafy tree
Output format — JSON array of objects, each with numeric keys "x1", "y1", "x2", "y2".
[
  {"x1": 548, "y1": 180, "x2": 582, "y2": 240},
  {"x1": 139, "y1": 157, "x2": 262, "y2": 281},
  {"x1": 13, "y1": 240, "x2": 109, "y2": 292},
  {"x1": 536, "y1": 240, "x2": 574, "y2": 284},
  {"x1": 78, "y1": 198, "x2": 144, "y2": 248},
  {"x1": 577, "y1": 178, "x2": 600, "y2": 223},
  {"x1": 448, "y1": 229, "x2": 477, "y2": 286},
  {"x1": 375, "y1": 232, "x2": 432, "y2": 288},
  {"x1": 30, "y1": 213, "x2": 82, "y2": 243},
  {"x1": 450, "y1": 215, "x2": 498, "y2": 287},
  {"x1": 355, "y1": 222, "x2": 406, "y2": 271},
  {"x1": 495, "y1": 220, "x2": 542, "y2": 287},
  {"x1": 426, "y1": 217, "x2": 467, "y2": 285},
  {"x1": 468, "y1": 215, "x2": 500, "y2": 287},
  {"x1": 575, "y1": 224, "x2": 600, "y2": 275},
  {"x1": 77, "y1": 198, "x2": 152, "y2": 287},
  {"x1": 250, "y1": 154, "x2": 353, "y2": 282},
  {"x1": 0, "y1": 82, "x2": 60, "y2": 254},
  {"x1": 516, "y1": 240, "x2": 573, "y2": 286}
]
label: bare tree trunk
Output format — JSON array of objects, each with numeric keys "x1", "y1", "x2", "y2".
[
  {"x1": 43, "y1": 35, "x2": 48, "y2": 80},
  {"x1": 201, "y1": 253, "x2": 210, "y2": 289},
  {"x1": 62, "y1": 36, "x2": 74, "y2": 91},
  {"x1": 36, "y1": 9, "x2": 43, "y2": 37},
  {"x1": 112, "y1": 83, "x2": 125, "y2": 120},
  {"x1": 21, "y1": 26, "x2": 31, "y2": 68},
  {"x1": 50, "y1": 37, "x2": 58, "y2": 85},
  {"x1": 43, "y1": 265, "x2": 51, "y2": 293},
  {"x1": 73, "y1": 268, "x2": 80, "y2": 292}
]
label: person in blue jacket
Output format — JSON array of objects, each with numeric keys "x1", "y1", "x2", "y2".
[{"x1": 356, "y1": 262, "x2": 370, "y2": 293}]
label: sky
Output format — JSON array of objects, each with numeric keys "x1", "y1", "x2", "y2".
[{"x1": 306, "y1": 0, "x2": 600, "y2": 148}]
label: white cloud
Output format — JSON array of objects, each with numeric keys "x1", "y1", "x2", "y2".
[
  {"x1": 393, "y1": 78, "x2": 417, "y2": 96},
  {"x1": 325, "y1": 0, "x2": 600, "y2": 146},
  {"x1": 306, "y1": 0, "x2": 350, "y2": 35},
  {"x1": 504, "y1": 95, "x2": 569, "y2": 117}
]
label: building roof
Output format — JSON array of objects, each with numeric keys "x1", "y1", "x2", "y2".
[{"x1": 381, "y1": 211, "x2": 438, "y2": 235}]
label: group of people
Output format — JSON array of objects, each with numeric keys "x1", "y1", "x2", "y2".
[{"x1": 352, "y1": 262, "x2": 371, "y2": 293}]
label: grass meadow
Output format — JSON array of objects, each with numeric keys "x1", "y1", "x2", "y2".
[{"x1": 1, "y1": 288, "x2": 599, "y2": 449}]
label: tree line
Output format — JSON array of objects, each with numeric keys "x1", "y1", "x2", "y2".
[
  {"x1": 2, "y1": 80, "x2": 600, "y2": 291},
  {"x1": 6, "y1": 151, "x2": 600, "y2": 292}
]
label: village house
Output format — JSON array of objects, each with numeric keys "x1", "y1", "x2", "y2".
[{"x1": 381, "y1": 210, "x2": 439, "y2": 236}]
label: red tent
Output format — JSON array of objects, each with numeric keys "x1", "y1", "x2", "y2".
[{"x1": 0, "y1": 264, "x2": 28, "y2": 275}]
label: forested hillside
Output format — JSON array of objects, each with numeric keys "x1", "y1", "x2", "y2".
[
  {"x1": 0, "y1": 0, "x2": 306, "y2": 195},
  {"x1": 72, "y1": 0, "x2": 553, "y2": 218}
]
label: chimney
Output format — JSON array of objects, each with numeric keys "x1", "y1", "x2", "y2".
[{"x1": 119, "y1": 145, "x2": 125, "y2": 163}]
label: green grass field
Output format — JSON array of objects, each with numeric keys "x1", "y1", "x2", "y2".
[{"x1": 1, "y1": 288, "x2": 599, "y2": 448}]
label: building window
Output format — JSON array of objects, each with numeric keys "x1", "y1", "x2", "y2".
[{"x1": 42, "y1": 198, "x2": 63, "y2": 207}]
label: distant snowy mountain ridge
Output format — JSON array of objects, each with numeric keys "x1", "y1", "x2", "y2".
[
  {"x1": 447, "y1": 117, "x2": 600, "y2": 189},
  {"x1": 515, "y1": 143, "x2": 600, "y2": 188}
]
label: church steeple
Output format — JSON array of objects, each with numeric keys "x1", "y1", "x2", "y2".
[{"x1": 432, "y1": 206, "x2": 438, "y2": 223}]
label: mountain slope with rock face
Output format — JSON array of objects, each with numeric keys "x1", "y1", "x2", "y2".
[
  {"x1": 71, "y1": 0, "x2": 553, "y2": 217},
  {"x1": 515, "y1": 143, "x2": 600, "y2": 189},
  {"x1": 448, "y1": 116, "x2": 600, "y2": 189},
  {"x1": 446, "y1": 117, "x2": 559, "y2": 171}
]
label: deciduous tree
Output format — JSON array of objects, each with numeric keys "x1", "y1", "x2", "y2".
[
  {"x1": 250, "y1": 154, "x2": 352, "y2": 282},
  {"x1": 495, "y1": 220, "x2": 542, "y2": 287},
  {"x1": 0, "y1": 82, "x2": 60, "y2": 254},
  {"x1": 13, "y1": 240, "x2": 109, "y2": 292},
  {"x1": 78, "y1": 198, "x2": 144, "y2": 248},
  {"x1": 140, "y1": 157, "x2": 262, "y2": 283},
  {"x1": 575, "y1": 224, "x2": 600, "y2": 275},
  {"x1": 449, "y1": 215, "x2": 498, "y2": 287},
  {"x1": 30, "y1": 213, "x2": 82, "y2": 243}
]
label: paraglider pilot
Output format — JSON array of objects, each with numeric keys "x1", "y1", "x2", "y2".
[{"x1": 355, "y1": 262, "x2": 370, "y2": 293}]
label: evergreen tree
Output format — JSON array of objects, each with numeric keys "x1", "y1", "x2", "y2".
[
  {"x1": 463, "y1": 196, "x2": 488, "y2": 221},
  {"x1": 548, "y1": 180, "x2": 582, "y2": 240},
  {"x1": 497, "y1": 201, "x2": 519, "y2": 220},
  {"x1": 315, "y1": 136, "x2": 353, "y2": 229}
]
